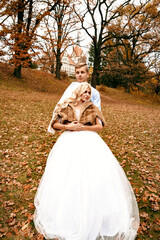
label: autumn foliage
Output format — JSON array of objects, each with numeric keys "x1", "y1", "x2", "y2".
[{"x1": 0, "y1": 0, "x2": 61, "y2": 78}]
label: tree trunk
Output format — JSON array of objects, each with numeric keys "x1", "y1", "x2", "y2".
[
  {"x1": 91, "y1": 68, "x2": 98, "y2": 89},
  {"x1": 91, "y1": 48, "x2": 101, "y2": 88},
  {"x1": 13, "y1": 0, "x2": 25, "y2": 78},
  {"x1": 51, "y1": 64, "x2": 54, "y2": 74},
  {"x1": 13, "y1": 64, "x2": 22, "y2": 78},
  {"x1": 155, "y1": 74, "x2": 160, "y2": 95},
  {"x1": 55, "y1": 14, "x2": 63, "y2": 79},
  {"x1": 56, "y1": 49, "x2": 61, "y2": 79},
  {"x1": 125, "y1": 81, "x2": 131, "y2": 93}
]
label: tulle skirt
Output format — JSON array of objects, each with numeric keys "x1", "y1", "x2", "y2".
[{"x1": 34, "y1": 131, "x2": 139, "y2": 240}]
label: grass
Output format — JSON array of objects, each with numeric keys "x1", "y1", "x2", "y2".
[{"x1": 0, "y1": 63, "x2": 160, "y2": 239}]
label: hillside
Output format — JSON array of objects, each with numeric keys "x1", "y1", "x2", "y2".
[
  {"x1": 0, "y1": 63, "x2": 160, "y2": 239},
  {"x1": 1, "y1": 62, "x2": 159, "y2": 106},
  {"x1": 0, "y1": 63, "x2": 71, "y2": 95}
]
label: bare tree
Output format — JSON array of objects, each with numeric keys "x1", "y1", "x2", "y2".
[
  {"x1": 75, "y1": 0, "x2": 152, "y2": 88},
  {"x1": 42, "y1": 0, "x2": 78, "y2": 79}
]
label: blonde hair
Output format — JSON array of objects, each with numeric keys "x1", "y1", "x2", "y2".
[
  {"x1": 75, "y1": 63, "x2": 89, "y2": 72},
  {"x1": 54, "y1": 82, "x2": 91, "y2": 117}
]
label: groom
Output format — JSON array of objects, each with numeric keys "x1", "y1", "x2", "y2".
[{"x1": 48, "y1": 63, "x2": 101, "y2": 133}]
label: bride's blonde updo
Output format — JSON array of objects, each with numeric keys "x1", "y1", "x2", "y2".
[{"x1": 54, "y1": 82, "x2": 92, "y2": 117}]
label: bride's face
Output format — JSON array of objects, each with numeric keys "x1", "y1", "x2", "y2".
[{"x1": 80, "y1": 87, "x2": 91, "y2": 102}]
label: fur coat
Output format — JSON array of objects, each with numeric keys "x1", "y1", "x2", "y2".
[{"x1": 51, "y1": 101, "x2": 105, "y2": 130}]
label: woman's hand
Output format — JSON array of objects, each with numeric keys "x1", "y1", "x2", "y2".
[
  {"x1": 53, "y1": 120, "x2": 84, "y2": 131},
  {"x1": 66, "y1": 121, "x2": 84, "y2": 131},
  {"x1": 53, "y1": 118, "x2": 103, "y2": 132},
  {"x1": 66, "y1": 119, "x2": 103, "y2": 132}
]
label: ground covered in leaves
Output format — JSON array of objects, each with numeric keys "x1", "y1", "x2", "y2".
[{"x1": 0, "y1": 73, "x2": 160, "y2": 239}]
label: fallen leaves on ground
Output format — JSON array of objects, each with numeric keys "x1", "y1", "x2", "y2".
[{"x1": 0, "y1": 88, "x2": 159, "y2": 239}]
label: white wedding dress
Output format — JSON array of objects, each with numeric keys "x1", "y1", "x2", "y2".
[{"x1": 34, "y1": 110, "x2": 139, "y2": 240}]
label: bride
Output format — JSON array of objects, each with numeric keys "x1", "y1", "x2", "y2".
[{"x1": 34, "y1": 82, "x2": 139, "y2": 240}]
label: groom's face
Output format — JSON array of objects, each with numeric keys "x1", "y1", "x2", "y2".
[{"x1": 75, "y1": 67, "x2": 89, "y2": 83}]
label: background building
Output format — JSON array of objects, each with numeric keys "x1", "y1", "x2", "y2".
[{"x1": 61, "y1": 45, "x2": 86, "y2": 76}]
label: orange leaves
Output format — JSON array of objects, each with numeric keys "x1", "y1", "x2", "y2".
[
  {"x1": 145, "y1": 1, "x2": 158, "y2": 17},
  {"x1": 36, "y1": 233, "x2": 45, "y2": 240},
  {"x1": 23, "y1": 184, "x2": 32, "y2": 192},
  {"x1": 6, "y1": 213, "x2": 16, "y2": 226},
  {"x1": 28, "y1": 202, "x2": 35, "y2": 211},
  {"x1": 140, "y1": 211, "x2": 149, "y2": 220},
  {"x1": 141, "y1": 191, "x2": 159, "y2": 211},
  {"x1": 3, "y1": 200, "x2": 15, "y2": 208},
  {"x1": 146, "y1": 185, "x2": 157, "y2": 193},
  {"x1": 19, "y1": 218, "x2": 34, "y2": 238}
]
